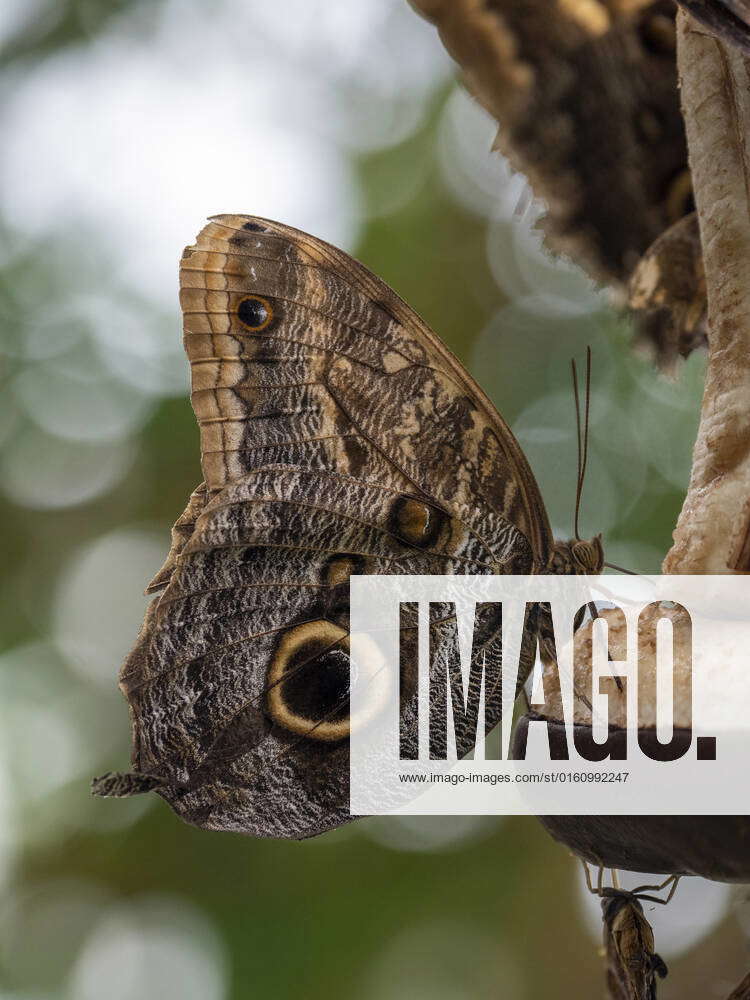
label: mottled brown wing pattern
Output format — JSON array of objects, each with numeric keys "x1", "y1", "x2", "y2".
[
  {"x1": 628, "y1": 212, "x2": 707, "y2": 370},
  {"x1": 180, "y1": 216, "x2": 552, "y2": 554},
  {"x1": 98, "y1": 215, "x2": 554, "y2": 839},
  {"x1": 145, "y1": 481, "x2": 209, "y2": 594},
  {"x1": 409, "y1": 0, "x2": 690, "y2": 286},
  {"x1": 120, "y1": 465, "x2": 529, "y2": 837}
]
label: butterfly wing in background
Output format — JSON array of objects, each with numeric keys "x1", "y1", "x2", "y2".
[
  {"x1": 408, "y1": 0, "x2": 707, "y2": 369},
  {"x1": 103, "y1": 216, "x2": 555, "y2": 838},
  {"x1": 409, "y1": 0, "x2": 690, "y2": 286}
]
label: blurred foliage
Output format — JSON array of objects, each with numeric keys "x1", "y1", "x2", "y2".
[{"x1": 0, "y1": 2, "x2": 742, "y2": 999}]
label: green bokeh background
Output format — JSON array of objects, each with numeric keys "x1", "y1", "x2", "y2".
[{"x1": 0, "y1": 1, "x2": 744, "y2": 997}]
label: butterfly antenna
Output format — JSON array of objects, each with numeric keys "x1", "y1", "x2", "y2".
[
  {"x1": 572, "y1": 349, "x2": 640, "y2": 578},
  {"x1": 603, "y1": 560, "x2": 639, "y2": 576},
  {"x1": 571, "y1": 347, "x2": 592, "y2": 541},
  {"x1": 579, "y1": 346, "x2": 592, "y2": 538},
  {"x1": 571, "y1": 359, "x2": 582, "y2": 540}
]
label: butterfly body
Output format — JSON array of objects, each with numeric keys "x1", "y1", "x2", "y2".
[{"x1": 94, "y1": 216, "x2": 602, "y2": 838}]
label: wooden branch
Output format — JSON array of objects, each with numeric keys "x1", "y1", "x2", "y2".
[{"x1": 663, "y1": 12, "x2": 750, "y2": 572}]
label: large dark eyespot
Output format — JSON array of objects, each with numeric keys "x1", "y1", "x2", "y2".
[
  {"x1": 266, "y1": 621, "x2": 351, "y2": 742},
  {"x1": 237, "y1": 295, "x2": 273, "y2": 332},
  {"x1": 266, "y1": 620, "x2": 391, "y2": 742},
  {"x1": 281, "y1": 648, "x2": 350, "y2": 724}
]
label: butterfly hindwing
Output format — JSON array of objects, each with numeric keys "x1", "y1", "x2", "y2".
[{"x1": 122, "y1": 465, "x2": 522, "y2": 836}]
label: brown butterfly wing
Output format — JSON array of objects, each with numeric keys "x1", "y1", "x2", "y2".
[
  {"x1": 410, "y1": 0, "x2": 689, "y2": 287},
  {"x1": 180, "y1": 215, "x2": 552, "y2": 555},
  {"x1": 113, "y1": 215, "x2": 552, "y2": 838}
]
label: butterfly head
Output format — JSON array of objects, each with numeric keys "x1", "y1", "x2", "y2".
[{"x1": 550, "y1": 534, "x2": 604, "y2": 575}]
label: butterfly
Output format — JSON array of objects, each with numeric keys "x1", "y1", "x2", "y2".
[{"x1": 91, "y1": 216, "x2": 603, "y2": 839}]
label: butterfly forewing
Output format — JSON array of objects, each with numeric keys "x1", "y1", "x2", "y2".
[{"x1": 181, "y1": 215, "x2": 552, "y2": 553}]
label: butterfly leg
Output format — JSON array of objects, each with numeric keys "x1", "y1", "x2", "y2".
[
  {"x1": 630, "y1": 873, "x2": 681, "y2": 903},
  {"x1": 582, "y1": 860, "x2": 595, "y2": 894},
  {"x1": 581, "y1": 859, "x2": 608, "y2": 896}
]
